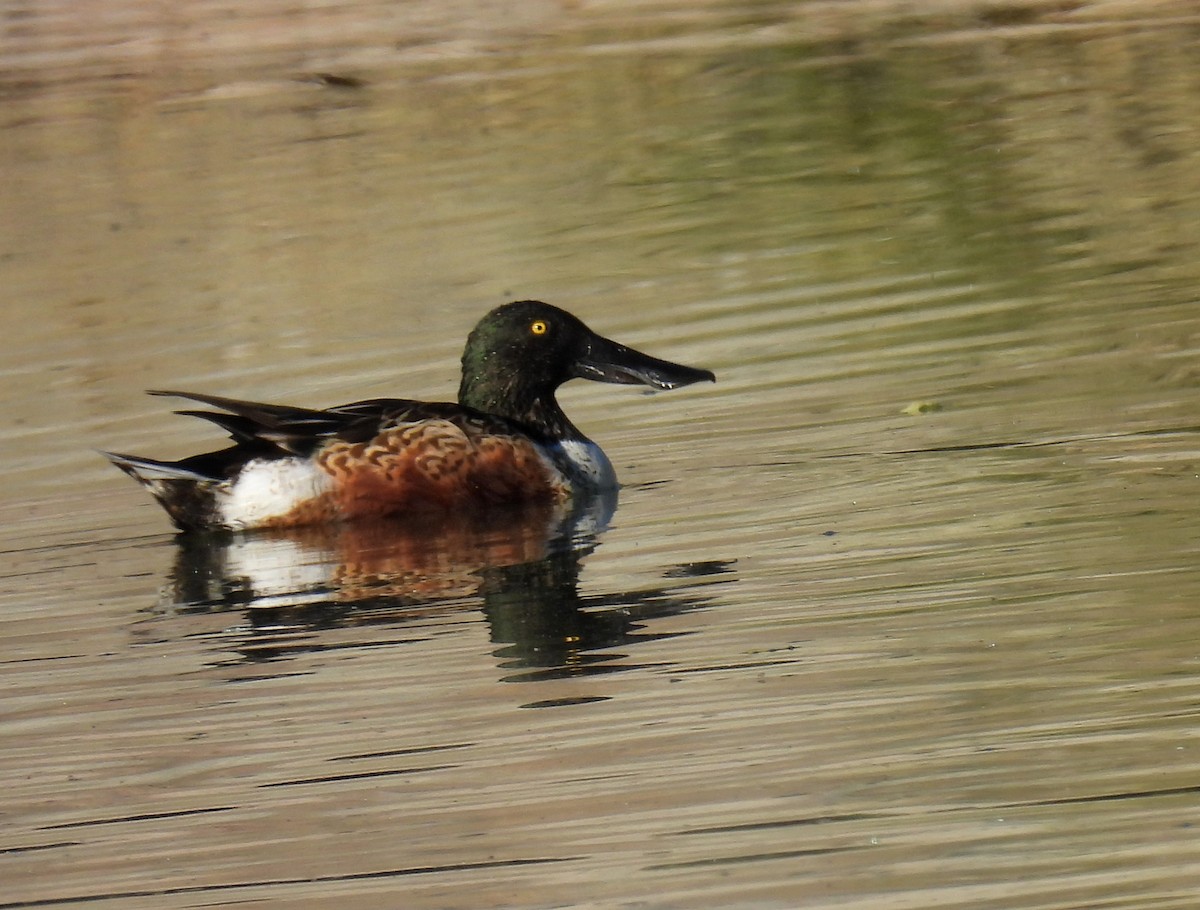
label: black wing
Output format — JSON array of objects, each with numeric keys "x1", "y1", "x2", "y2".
[{"x1": 150, "y1": 390, "x2": 511, "y2": 457}]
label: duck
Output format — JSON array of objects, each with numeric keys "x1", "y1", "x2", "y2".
[{"x1": 104, "y1": 300, "x2": 715, "y2": 531}]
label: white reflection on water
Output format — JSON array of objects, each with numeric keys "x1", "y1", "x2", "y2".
[{"x1": 143, "y1": 489, "x2": 732, "y2": 684}]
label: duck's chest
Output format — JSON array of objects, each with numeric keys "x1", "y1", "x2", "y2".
[{"x1": 542, "y1": 437, "x2": 617, "y2": 491}]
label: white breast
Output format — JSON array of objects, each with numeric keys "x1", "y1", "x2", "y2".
[{"x1": 547, "y1": 437, "x2": 617, "y2": 490}]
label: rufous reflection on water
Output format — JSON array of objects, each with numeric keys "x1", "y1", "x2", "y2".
[
  {"x1": 152, "y1": 488, "x2": 731, "y2": 676},
  {"x1": 162, "y1": 489, "x2": 615, "y2": 610}
]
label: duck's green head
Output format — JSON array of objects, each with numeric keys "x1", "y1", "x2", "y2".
[{"x1": 458, "y1": 300, "x2": 714, "y2": 435}]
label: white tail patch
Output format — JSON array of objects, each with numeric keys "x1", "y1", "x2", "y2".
[{"x1": 218, "y1": 458, "x2": 335, "y2": 530}]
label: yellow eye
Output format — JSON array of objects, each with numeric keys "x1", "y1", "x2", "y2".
[{"x1": 530, "y1": 320, "x2": 548, "y2": 336}]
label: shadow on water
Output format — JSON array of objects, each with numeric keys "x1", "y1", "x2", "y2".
[{"x1": 140, "y1": 488, "x2": 734, "y2": 685}]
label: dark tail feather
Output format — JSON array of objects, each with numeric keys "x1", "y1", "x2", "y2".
[
  {"x1": 172, "y1": 410, "x2": 265, "y2": 444},
  {"x1": 101, "y1": 451, "x2": 222, "y2": 531},
  {"x1": 149, "y1": 390, "x2": 342, "y2": 453}
]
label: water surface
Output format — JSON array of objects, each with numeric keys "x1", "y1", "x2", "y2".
[{"x1": 3, "y1": 2, "x2": 1200, "y2": 907}]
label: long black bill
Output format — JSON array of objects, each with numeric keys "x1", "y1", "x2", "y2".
[{"x1": 574, "y1": 333, "x2": 716, "y2": 390}]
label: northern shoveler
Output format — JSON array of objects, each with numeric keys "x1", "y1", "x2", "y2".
[{"x1": 105, "y1": 300, "x2": 715, "y2": 532}]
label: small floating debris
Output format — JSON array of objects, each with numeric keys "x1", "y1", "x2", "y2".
[
  {"x1": 902, "y1": 400, "x2": 943, "y2": 416},
  {"x1": 301, "y1": 72, "x2": 367, "y2": 89}
]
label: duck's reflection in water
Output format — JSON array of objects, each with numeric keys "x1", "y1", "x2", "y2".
[{"x1": 150, "y1": 490, "x2": 732, "y2": 678}]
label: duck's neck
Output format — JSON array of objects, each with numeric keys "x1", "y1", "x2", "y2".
[
  {"x1": 458, "y1": 371, "x2": 581, "y2": 441},
  {"x1": 458, "y1": 372, "x2": 615, "y2": 489}
]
